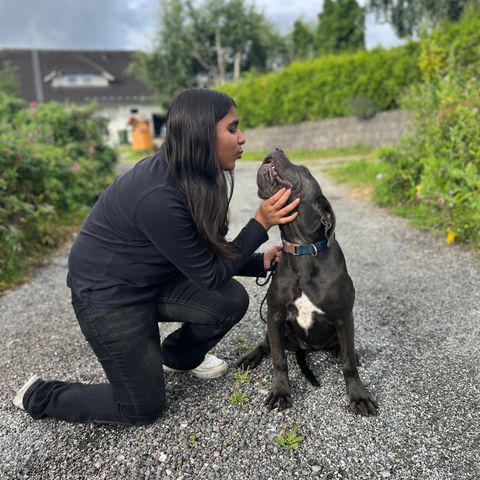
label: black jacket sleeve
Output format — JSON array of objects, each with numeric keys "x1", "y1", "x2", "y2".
[
  {"x1": 236, "y1": 252, "x2": 267, "y2": 278},
  {"x1": 135, "y1": 187, "x2": 269, "y2": 290}
]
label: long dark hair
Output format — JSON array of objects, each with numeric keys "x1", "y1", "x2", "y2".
[{"x1": 160, "y1": 88, "x2": 238, "y2": 258}]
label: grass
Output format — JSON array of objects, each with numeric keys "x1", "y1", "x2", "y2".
[
  {"x1": 327, "y1": 157, "x2": 385, "y2": 187},
  {"x1": 233, "y1": 368, "x2": 251, "y2": 384},
  {"x1": 325, "y1": 155, "x2": 480, "y2": 253},
  {"x1": 228, "y1": 391, "x2": 249, "y2": 406},
  {"x1": 117, "y1": 144, "x2": 155, "y2": 163},
  {"x1": 187, "y1": 435, "x2": 198, "y2": 452},
  {"x1": 115, "y1": 144, "x2": 374, "y2": 165},
  {"x1": 240, "y1": 144, "x2": 374, "y2": 162},
  {"x1": 276, "y1": 425, "x2": 304, "y2": 450}
]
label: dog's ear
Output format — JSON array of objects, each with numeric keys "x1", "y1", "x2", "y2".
[{"x1": 314, "y1": 195, "x2": 336, "y2": 247}]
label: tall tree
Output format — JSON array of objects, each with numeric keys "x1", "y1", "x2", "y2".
[
  {"x1": 290, "y1": 20, "x2": 316, "y2": 60},
  {"x1": 130, "y1": 0, "x2": 284, "y2": 107},
  {"x1": 186, "y1": 0, "x2": 285, "y2": 85},
  {"x1": 315, "y1": 0, "x2": 365, "y2": 55},
  {"x1": 0, "y1": 60, "x2": 19, "y2": 97},
  {"x1": 368, "y1": 0, "x2": 480, "y2": 37},
  {"x1": 129, "y1": 0, "x2": 197, "y2": 107}
]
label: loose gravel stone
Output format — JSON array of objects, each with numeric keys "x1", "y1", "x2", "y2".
[{"x1": 1, "y1": 161, "x2": 479, "y2": 479}]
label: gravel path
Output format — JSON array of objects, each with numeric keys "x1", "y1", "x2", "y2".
[{"x1": 1, "y1": 160, "x2": 479, "y2": 480}]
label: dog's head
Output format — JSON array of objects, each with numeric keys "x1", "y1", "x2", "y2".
[{"x1": 257, "y1": 148, "x2": 336, "y2": 246}]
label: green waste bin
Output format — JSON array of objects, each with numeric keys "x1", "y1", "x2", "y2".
[{"x1": 118, "y1": 129, "x2": 128, "y2": 145}]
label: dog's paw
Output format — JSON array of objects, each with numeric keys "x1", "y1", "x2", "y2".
[
  {"x1": 236, "y1": 349, "x2": 264, "y2": 370},
  {"x1": 348, "y1": 385, "x2": 378, "y2": 416},
  {"x1": 264, "y1": 388, "x2": 292, "y2": 411}
]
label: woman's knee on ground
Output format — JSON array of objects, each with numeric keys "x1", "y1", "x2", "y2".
[{"x1": 123, "y1": 396, "x2": 166, "y2": 426}]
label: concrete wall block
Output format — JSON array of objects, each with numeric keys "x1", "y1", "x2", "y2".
[{"x1": 244, "y1": 110, "x2": 410, "y2": 151}]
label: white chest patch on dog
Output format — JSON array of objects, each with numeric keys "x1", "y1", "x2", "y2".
[{"x1": 293, "y1": 293, "x2": 325, "y2": 333}]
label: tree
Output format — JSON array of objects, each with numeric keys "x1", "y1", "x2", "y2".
[
  {"x1": 129, "y1": 0, "x2": 197, "y2": 107},
  {"x1": 315, "y1": 0, "x2": 365, "y2": 56},
  {"x1": 290, "y1": 20, "x2": 316, "y2": 60},
  {"x1": 0, "y1": 60, "x2": 19, "y2": 97},
  {"x1": 187, "y1": 0, "x2": 286, "y2": 84},
  {"x1": 130, "y1": 0, "x2": 284, "y2": 107},
  {"x1": 368, "y1": 0, "x2": 480, "y2": 37}
]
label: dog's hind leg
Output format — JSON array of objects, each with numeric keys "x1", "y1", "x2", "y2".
[
  {"x1": 295, "y1": 350, "x2": 320, "y2": 387},
  {"x1": 236, "y1": 335, "x2": 270, "y2": 370}
]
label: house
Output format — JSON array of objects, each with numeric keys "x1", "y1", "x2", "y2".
[{"x1": 0, "y1": 48, "x2": 164, "y2": 145}]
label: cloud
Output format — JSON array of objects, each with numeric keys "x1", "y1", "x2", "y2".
[
  {"x1": 0, "y1": 0, "x2": 402, "y2": 51},
  {"x1": 0, "y1": 0, "x2": 157, "y2": 50}
]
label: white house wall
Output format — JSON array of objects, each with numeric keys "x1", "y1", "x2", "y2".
[{"x1": 95, "y1": 104, "x2": 163, "y2": 146}]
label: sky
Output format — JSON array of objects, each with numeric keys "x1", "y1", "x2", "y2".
[{"x1": 0, "y1": 0, "x2": 404, "y2": 52}]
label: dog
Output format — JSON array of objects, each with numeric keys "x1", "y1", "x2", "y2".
[{"x1": 238, "y1": 149, "x2": 378, "y2": 416}]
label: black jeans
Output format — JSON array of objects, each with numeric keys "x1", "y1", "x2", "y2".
[{"x1": 24, "y1": 275, "x2": 249, "y2": 425}]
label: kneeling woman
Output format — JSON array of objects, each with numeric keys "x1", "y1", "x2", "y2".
[{"x1": 13, "y1": 88, "x2": 299, "y2": 425}]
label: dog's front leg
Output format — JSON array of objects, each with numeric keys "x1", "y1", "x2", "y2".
[
  {"x1": 265, "y1": 307, "x2": 292, "y2": 411},
  {"x1": 336, "y1": 314, "x2": 378, "y2": 416}
]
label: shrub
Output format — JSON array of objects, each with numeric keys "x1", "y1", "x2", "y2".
[
  {"x1": 218, "y1": 43, "x2": 422, "y2": 128},
  {"x1": 419, "y1": 7, "x2": 480, "y2": 78},
  {"x1": 374, "y1": 71, "x2": 480, "y2": 247},
  {"x1": 0, "y1": 96, "x2": 117, "y2": 288},
  {"x1": 373, "y1": 9, "x2": 480, "y2": 248}
]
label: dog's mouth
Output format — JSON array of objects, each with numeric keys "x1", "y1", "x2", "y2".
[{"x1": 262, "y1": 157, "x2": 294, "y2": 191}]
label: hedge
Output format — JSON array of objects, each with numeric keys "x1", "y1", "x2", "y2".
[{"x1": 218, "y1": 42, "x2": 422, "y2": 128}]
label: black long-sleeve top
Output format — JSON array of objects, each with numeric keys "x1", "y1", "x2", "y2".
[{"x1": 67, "y1": 153, "x2": 269, "y2": 307}]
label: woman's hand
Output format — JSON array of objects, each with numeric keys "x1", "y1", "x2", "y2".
[
  {"x1": 263, "y1": 245, "x2": 283, "y2": 270},
  {"x1": 254, "y1": 188, "x2": 300, "y2": 231}
]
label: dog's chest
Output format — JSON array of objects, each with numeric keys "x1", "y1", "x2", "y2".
[{"x1": 292, "y1": 292, "x2": 325, "y2": 333}]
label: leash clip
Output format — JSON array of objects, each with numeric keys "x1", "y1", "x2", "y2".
[{"x1": 311, "y1": 243, "x2": 318, "y2": 256}]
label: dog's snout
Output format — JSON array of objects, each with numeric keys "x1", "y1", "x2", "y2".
[{"x1": 274, "y1": 147, "x2": 284, "y2": 153}]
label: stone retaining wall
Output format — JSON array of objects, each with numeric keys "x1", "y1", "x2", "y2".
[{"x1": 244, "y1": 110, "x2": 410, "y2": 151}]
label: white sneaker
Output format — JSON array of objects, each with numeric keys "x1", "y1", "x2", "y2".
[
  {"x1": 13, "y1": 374, "x2": 40, "y2": 410},
  {"x1": 163, "y1": 354, "x2": 228, "y2": 379}
]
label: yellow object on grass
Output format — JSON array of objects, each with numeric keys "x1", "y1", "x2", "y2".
[{"x1": 446, "y1": 228, "x2": 458, "y2": 244}]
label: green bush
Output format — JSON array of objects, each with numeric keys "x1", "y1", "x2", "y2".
[
  {"x1": 218, "y1": 43, "x2": 422, "y2": 128},
  {"x1": 374, "y1": 71, "x2": 480, "y2": 247},
  {"x1": 0, "y1": 96, "x2": 117, "y2": 288},
  {"x1": 419, "y1": 7, "x2": 480, "y2": 78},
  {"x1": 373, "y1": 10, "x2": 480, "y2": 248}
]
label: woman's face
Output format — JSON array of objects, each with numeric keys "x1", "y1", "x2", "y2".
[{"x1": 215, "y1": 106, "x2": 246, "y2": 171}]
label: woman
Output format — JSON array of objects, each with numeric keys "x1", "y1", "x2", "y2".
[{"x1": 13, "y1": 88, "x2": 300, "y2": 425}]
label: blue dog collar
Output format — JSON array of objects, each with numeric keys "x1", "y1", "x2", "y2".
[{"x1": 282, "y1": 239, "x2": 328, "y2": 256}]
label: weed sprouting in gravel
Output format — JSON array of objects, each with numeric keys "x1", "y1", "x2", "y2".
[
  {"x1": 187, "y1": 435, "x2": 198, "y2": 452},
  {"x1": 276, "y1": 424, "x2": 304, "y2": 450}
]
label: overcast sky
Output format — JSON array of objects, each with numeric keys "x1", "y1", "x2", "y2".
[{"x1": 0, "y1": 0, "x2": 403, "y2": 51}]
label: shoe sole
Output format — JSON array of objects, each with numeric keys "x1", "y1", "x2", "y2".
[
  {"x1": 13, "y1": 374, "x2": 40, "y2": 409},
  {"x1": 163, "y1": 363, "x2": 228, "y2": 379}
]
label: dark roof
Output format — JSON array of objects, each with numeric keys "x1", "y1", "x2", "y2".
[{"x1": 0, "y1": 49, "x2": 154, "y2": 105}]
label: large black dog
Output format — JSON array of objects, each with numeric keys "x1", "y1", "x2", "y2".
[{"x1": 238, "y1": 149, "x2": 378, "y2": 416}]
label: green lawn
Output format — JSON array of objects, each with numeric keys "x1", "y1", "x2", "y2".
[
  {"x1": 326, "y1": 157, "x2": 386, "y2": 188},
  {"x1": 116, "y1": 144, "x2": 375, "y2": 165},
  {"x1": 241, "y1": 144, "x2": 374, "y2": 162}
]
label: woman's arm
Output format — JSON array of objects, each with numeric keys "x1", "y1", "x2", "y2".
[{"x1": 135, "y1": 187, "x2": 268, "y2": 290}]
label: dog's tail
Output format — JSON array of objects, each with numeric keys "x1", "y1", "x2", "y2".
[{"x1": 295, "y1": 350, "x2": 320, "y2": 387}]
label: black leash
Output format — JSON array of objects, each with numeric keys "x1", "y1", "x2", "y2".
[{"x1": 255, "y1": 260, "x2": 277, "y2": 323}]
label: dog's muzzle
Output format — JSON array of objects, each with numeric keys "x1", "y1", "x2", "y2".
[{"x1": 261, "y1": 157, "x2": 294, "y2": 190}]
